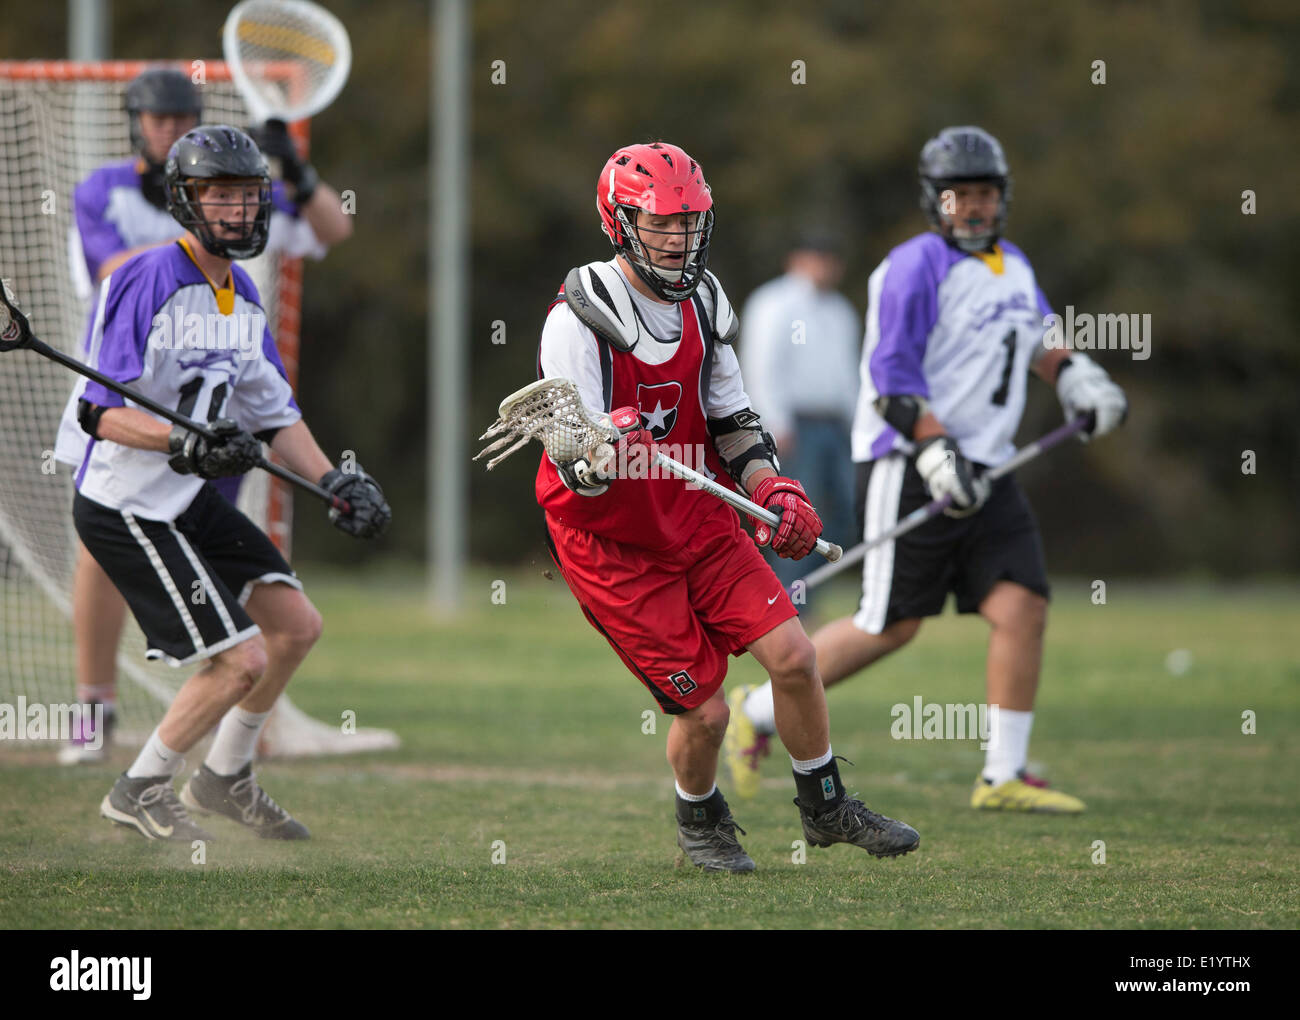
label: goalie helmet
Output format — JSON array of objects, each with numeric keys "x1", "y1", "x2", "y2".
[
  {"x1": 164, "y1": 125, "x2": 272, "y2": 260},
  {"x1": 597, "y1": 142, "x2": 714, "y2": 302},
  {"x1": 918, "y1": 126, "x2": 1012, "y2": 253},
  {"x1": 125, "y1": 69, "x2": 203, "y2": 159}
]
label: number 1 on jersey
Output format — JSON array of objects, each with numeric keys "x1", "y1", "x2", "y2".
[
  {"x1": 990, "y1": 329, "x2": 1016, "y2": 406},
  {"x1": 176, "y1": 377, "x2": 230, "y2": 423}
]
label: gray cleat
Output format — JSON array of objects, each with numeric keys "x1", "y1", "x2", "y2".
[
  {"x1": 180, "y1": 763, "x2": 310, "y2": 840},
  {"x1": 676, "y1": 799, "x2": 756, "y2": 873},
  {"x1": 796, "y1": 795, "x2": 920, "y2": 858},
  {"x1": 101, "y1": 773, "x2": 215, "y2": 842}
]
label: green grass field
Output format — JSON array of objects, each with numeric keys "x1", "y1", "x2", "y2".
[{"x1": 1, "y1": 567, "x2": 1297, "y2": 929}]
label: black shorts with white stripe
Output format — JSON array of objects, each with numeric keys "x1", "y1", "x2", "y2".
[
  {"x1": 851, "y1": 452, "x2": 1050, "y2": 635},
  {"x1": 73, "y1": 483, "x2": 301, "y2": 667}
]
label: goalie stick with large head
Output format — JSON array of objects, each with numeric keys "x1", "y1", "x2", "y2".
[
  {"x1": 475, "y1": 377, "x2": 843, "y2": 563},
  {"x1": 0, "y1": 276, "x2": 360, "y2": 520},
  {"x1": 223, "y1": 0, "x2": 353, "y2": 125}
]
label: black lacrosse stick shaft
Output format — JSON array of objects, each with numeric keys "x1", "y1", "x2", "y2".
[{"x1": 0, "y1": 284, "x2": 351, "y2": 515}]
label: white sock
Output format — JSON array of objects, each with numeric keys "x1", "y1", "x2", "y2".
[
  {"x1": 790, "y1": 747, "x2": 833, "y2": 774},
  {"x1": 126, "y1": 728, "x2": 184, "y2": 779},
  {"x1": 743, "y1": 682, "x2": 776, "y2": 736},
  {"x1": 675, "y1": 782, "x2": 716, "y2": 802},
  {"x1": 204, "y1": 706, "x2": 271, "y2": 777},
  {"x1": 982, "y1": 708, "x2": 1033, "y2": 785}
]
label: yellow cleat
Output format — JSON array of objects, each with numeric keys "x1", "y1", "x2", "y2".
[
  {"x1": 724, "y1": 685, "x2": 770, "y2": 800},
  {"x1": 970, "y1": 771, "x2": 1085, "y2": 813}
]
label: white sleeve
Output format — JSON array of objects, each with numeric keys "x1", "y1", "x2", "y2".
[
  {"x1": 68, "y1": 224, "x2": 93, "y2": 305},
  {"x1": 735, "y1": 289, "x2": 792, "y2": 436},
  {"x1": 228, "y1": 324, "x2": 304, "y2": 435},
  {"x1": 705, "y1": 342, "x2": 752, "y2": 419},
  {"x1": 266, "y1": 210, "x2": 327, "y2": 261},
  {"x1": 538, "y1": 303, "x2": 607, "y2": 416}
]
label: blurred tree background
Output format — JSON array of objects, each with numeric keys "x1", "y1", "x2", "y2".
[{"x1": 3, "y1": 0, "x2": 1297, "y2": 576}]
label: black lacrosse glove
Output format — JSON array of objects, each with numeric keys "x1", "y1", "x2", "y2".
[
  {"x1": 320, "y1": 465, "x2": 391, "y2": 539},
  {"x1": 252, "y1": 118, "x2": 318, "y2": 204},
  {"x1": 168, "y1": 419, "x2": 263, "y2": 478}
]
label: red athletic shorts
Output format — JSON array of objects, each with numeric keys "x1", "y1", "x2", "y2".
[{"x1": 545, "y1": 503, "x2": 798, "y2": 714}]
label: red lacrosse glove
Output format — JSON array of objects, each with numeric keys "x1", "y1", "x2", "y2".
[
  {"x1": 607, "y1": 405, "x2": 653, "y2": 476},
  {"x1": 749, "y1": 476, "x2": 823, "y2": 560},
  {"x1": 560, "y1": 406, "x2": 653, "y2": 493}
]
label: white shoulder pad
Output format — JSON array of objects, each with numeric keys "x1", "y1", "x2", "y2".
[
  {"x1": 698, "y1": 270, "x2": 739, "y2": 344},
  {"x1": 563, "y1": 262, "x2": 650, "y2": 353}
]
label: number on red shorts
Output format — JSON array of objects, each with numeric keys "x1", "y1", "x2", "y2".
[{"x1": 668, "y1": 670, "x2": 697, "y2": 697}]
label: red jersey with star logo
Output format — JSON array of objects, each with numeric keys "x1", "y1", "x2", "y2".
[{"x1": 535, "y1": 298, "x2": 736, "y2": 552}]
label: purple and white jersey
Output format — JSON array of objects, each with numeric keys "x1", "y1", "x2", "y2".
[
  {"x1": 68, "y1": 158, "x2": 325, "y2": 302},
  {"x1": 74, "y1": 243, "x2": 301, "y2": 522},
  {"x1": 58, "y1": 161, "x2": 322, "y2": 467},
  {"x1": 851, "y1": 232, "x2": 1053, "y2": 466}
]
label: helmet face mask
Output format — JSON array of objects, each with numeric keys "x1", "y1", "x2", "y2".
[
  {"x1": 597, "y1": 143, "x2": 714, "y2": 302},
  {"x1": 918, "y1": 126, "x2": 1012, "y2": 253},
  {"x1": 173, "y1": 178, "x2": 274, "y2": 260},
  {"x1": 616, "y1": 206, "x2": 713, "y2": 292},
  {"x1": 925, "y1": 179, "x2": 1005, "y2": 253},
  {"x1": 165, "y1": 126, "x2": 272, "y2": 260}
]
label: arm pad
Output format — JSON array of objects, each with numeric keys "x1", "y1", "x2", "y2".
[
  {"x1": 873, "y1": 394, "x2": 929, "y2": 440},
  {"x1": 77, "y1": 399, "x2": 108, "y2": 439},
  {"x1": 708, "y1": 409, "x2": 779, "y2": 489}
]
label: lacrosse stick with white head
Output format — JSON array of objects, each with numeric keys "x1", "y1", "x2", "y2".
[
  {"x1": 223, "y1": 0, "x2": 352, "y2": 124},
  {"x1": 475, "y1": 378, "x2": 842, "y2": 562}
]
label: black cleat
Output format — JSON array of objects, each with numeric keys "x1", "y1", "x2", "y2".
[
  {"x1": 101, "y1": 773, "x2": 215, "y2": 842},
  {"x1": 676, "y1": 795, "x2": 756, "y2": 873},
  {"x1": 180, "y1": 763, "x2": 310, "y2": 840},
  {"x1": 796, "y1": 795, "x2": 920, "y2": 858}
]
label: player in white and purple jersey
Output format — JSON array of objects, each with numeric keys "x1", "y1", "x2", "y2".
[
  {"x1": 78, "y1": 125, "x2": 388, "y2": 841},
  {"x1": 727, "y1": 127, "x2": 1127, "y2": 813},
  {"x1": 56, "y1": 68, "x2": 353, "y2": 763}
]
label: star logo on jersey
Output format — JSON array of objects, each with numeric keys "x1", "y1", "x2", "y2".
[{"x1": 636, "y1": 381, "x2": 682, "y2": 440}]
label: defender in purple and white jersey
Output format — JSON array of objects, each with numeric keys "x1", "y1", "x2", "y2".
[
  {"x1": 728, "y1": 127, "x2": 1127, "y2": 814},
  {"x1": 77, "y1": 125, "x2": 388, "y2": 842},
  {"x1": 55, "y1": 68, "x2": 353, "y2": 764}
]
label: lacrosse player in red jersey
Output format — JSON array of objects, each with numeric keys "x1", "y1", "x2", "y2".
[{"x1": 535, "y1": 142, "x2": 918, "y2": 871}]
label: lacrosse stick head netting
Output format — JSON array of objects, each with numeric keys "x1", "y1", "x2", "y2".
[
  {"x1": 474, "y1": 378, "x2": 618, "y2": 470},
  {"x1": 223, "y1": 0, "x2": 353, "y2": 124}
]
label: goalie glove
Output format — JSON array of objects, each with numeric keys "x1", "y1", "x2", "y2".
[
  {"x1": 168, "y1": 419, "x2": 262, "y2": 478},
  {"x1": 321, "y1": 464, "x2": 391, "y2": 539},
  {"x1": 557, "y1": 405, "x2": 652, "y2": 497},
  {"x1": 749, "y1": 476, "x2": 823, "y2": 560},
  {"x1": 251, "y1": 119, "x2": 319, "y2": 204},
  {"x1": 915, "y1": 435, "x2": 990, "y2": 518},
  {"x1": 1055, "y1": 352, "x2": 1127, "y2": 442}
]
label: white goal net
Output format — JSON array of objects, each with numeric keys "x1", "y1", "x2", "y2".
[{"x1": 0, "y1": 61, "x2": 396, "y2": 758}]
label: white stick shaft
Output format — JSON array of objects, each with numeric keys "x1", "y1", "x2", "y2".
[{"x1": 652, "y1": 453, "x2": 842, "y2": 562}]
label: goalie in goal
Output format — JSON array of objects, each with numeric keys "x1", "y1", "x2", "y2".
[{"x1": 53, "y1": 68, "x2": 374, "y2": 764}]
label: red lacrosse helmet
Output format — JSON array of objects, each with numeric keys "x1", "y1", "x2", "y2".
[{"x1": 596, "y1": 142, "x2": 714, "y2": 302}]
